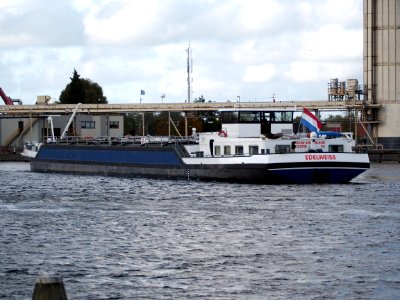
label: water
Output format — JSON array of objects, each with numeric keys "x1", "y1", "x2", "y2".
[{"x1": 1, "y1": 162, "x2": 399, "y2": 299}]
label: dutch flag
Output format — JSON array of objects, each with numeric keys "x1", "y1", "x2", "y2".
[{"x1": 300, "y1": 108, "x2": 322, "y2": 132}]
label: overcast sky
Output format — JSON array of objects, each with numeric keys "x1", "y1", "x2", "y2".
[{"x1": 1, "y1": 0, "x2": 363, "y2": 105}]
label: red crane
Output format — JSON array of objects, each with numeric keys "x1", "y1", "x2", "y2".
[{"x1": 0, "y1": 87, "x2": 21, "y2": 105}]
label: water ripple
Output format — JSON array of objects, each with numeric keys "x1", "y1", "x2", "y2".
[{"x1": 1, "y1": 162, "x2": 400, "y2": 299}]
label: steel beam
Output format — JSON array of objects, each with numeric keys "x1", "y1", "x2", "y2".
[{"x1": 0, "y1": 101, "x2": 381, "y2": 116}]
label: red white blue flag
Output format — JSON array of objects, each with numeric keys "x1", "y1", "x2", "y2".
[{"x1": 300, "y1": 108, "x2": 322, "y2": 132}]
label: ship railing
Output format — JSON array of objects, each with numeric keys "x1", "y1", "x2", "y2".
[
  {"x1": 42, "y1": 135, "x2": 197, "y2": 146},
  {"x1": 136, "y1": 135, "x2": 198, "y2": 146},
  {"x1": 53, "y1": 135, "x2": 198, "y2": 147},
  {"x1": 57, "y1": 136, "x2": 84, "y2": 145}
]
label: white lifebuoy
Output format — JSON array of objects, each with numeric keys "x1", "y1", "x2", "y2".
[{"x1": 218, "y1": 130, "x2": 228, "y2": 137}]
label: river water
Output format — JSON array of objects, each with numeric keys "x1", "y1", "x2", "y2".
[{"x1": 0, "y1": 162, "x2": 399, "y2": 299}]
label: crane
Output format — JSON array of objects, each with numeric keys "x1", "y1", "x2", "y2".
[{"x1": 0, "y1": 87, "x2": 22, "y2": 105}]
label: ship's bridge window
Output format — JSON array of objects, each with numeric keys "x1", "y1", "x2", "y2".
[
  {"x1": 262, "y1": 112, "x2": 271, "y2": 122},
  {"x1": 239, "y1": 111, "x2": 260, "y2": 123},
  {"x1": 221, "y1": 111, "x2": 239, "y2": 123},
  {"x1": 221, "y1": 111, "x2": 261, "y2": 123},
  {"x1": 272, "y1": 111, "x2": 293, "y2": 123}
]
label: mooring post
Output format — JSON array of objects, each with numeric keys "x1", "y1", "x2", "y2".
[{"x1": 32, "y1": 276, "x2": 67, "y2": 300}]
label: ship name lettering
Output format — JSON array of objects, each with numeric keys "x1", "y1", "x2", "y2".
[{"x1": 305, "y1": 154, "x2": 336, "y2": 161}]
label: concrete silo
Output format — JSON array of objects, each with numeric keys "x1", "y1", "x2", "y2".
[{"x1": 364, "y1": 0, "x2": 400, "y2": 148}]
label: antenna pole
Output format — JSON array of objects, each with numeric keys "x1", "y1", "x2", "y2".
[
  {"x1": 185, "y1": 43, "x2": 193, "y2": 137},
  {"x1": 186, "y1": 43, "x2": 192, "y2": 103}
]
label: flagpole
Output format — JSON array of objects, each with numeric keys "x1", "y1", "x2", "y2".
[
  {"x1": 140, "y1": 90, "x2": 145, "y2": 135},
  {"x1": 142, "y1": 112, "x2": 145, "y2": 136}
]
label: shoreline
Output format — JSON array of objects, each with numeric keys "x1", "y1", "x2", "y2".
[{"x1": 0, "y1": 153, "x2": 30, "y2": 162}]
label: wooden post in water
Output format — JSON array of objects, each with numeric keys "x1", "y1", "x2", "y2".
[{"x1": 32, "y1": 276, "x2": 67, "y2": 300}]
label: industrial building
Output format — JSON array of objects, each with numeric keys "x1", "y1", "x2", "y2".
[
  {"x1": 0, "y1": 112, "x2": 124, "y2": 150},
  {"x1": 364, "y1": 0, "x2": 400, "y2": 148}
]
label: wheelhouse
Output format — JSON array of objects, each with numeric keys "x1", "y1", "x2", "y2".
[{"x1": 219, "y1": 109, "x2": 294, "y2": 138}]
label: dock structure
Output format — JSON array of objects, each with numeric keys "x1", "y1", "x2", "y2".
[
  {"x1": 1, "y1": 100, "x2": 398, "y2": 162},
  {"x1": 0, "y1": 100, "x2": 380, "y2": 115},
  {"x1": 0, "y1": 99, "x2": 383, "y2": 149}
]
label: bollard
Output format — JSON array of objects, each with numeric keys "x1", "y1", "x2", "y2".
[{"x1": 32, "y1": 276, "x2": 67, "y2": 300}]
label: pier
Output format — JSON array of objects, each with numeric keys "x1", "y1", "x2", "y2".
[{"x1": 367, "y1": 148, "x2": 400, "y2": 163}]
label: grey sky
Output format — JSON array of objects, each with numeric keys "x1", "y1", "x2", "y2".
[{"x1": 0, "y1": 0, "x2": 363, "y2": 104}]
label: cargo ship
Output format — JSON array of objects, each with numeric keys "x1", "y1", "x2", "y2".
[{"x1": 29, "y1": 108, "x2": 370, "y2": 184}]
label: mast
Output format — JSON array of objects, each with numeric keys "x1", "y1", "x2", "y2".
[
  {"x1": 186, "y1": 43, "x2": 193, "y2": 103},
  {"x1": 185, "y1": 43, "x2": 193, "y2": 137}
]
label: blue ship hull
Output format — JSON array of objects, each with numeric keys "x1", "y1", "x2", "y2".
[{"x1": 31, "y1": 145, "x2": 369, "y2": 184}]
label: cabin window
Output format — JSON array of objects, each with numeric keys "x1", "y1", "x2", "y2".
[
  {"x1": 329, "y1": 145, "x2": 344, "y2": 152},
  {"x1": 224, "y1": 145, "x2": 231, "y2": 155},
  {"x1": 275, "y1": 145, "x2": 290, "y2": 154},
  {"x1": 261, "y1": 149, "x2": 270, "y2": 154},
  {"x1": 239, "y1": 111, "x2": 260, "y2": 123},
  {"x1": 109, "y1": 121, "x2": 119, "y2": 129},
  {"x1": 235, "y1": 145, "x2": 244, "y2": 155},
  {"x1": 214, "y1": 145, "x2": 221, "y2": 156},
  {"x1": 221, "y1": 111, "x2": 239, "y2": 123},
  {"x1": 249, "y1": 145, "x2": 259, "y2": 155},
  {"x1": 81, "y1": 121, "x2": 95, "y2": 129}
]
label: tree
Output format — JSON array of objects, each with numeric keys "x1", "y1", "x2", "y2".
[
  {"x1": 325, "y1": 113, "x2": 353, "y2": 132},
  {"x1": 124, "y1": 113, "x2": 140, "y2": 136},
  {"x1": 59, "y1": 69, "x2": 107, "y2": 104},
  {"x1": 192, "y1": 95, "x2": 221, "y2": 132}
]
